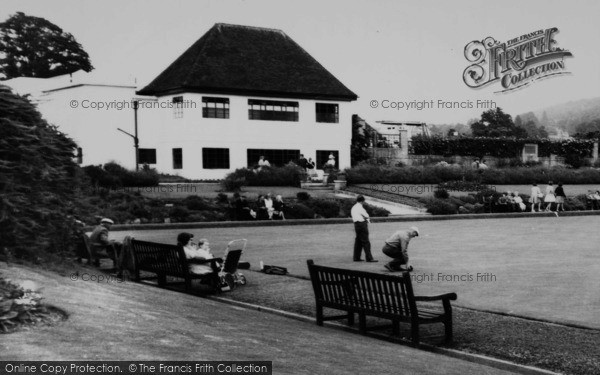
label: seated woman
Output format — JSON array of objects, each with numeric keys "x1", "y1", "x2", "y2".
[
  {"x1": 176, "y1": 233, "x2": 218, "y2": 275},
  {"x1": 264, "y1": 193, "x2": 275, "y2": 219},
  {"x1": 273, "y1": 194, "x2": 286, "y2": 220},
  {"x1": 512, "y1": 191, "x2": 526, "y2": 211}
]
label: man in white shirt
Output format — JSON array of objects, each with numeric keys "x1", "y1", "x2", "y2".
[{"x1": 350, "y1": 195, "x2": 377, "y2": 262}]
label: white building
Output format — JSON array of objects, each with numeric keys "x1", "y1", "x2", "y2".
[
  {"x1": 4, "y1": 70, "x2": 149, "y2": 170},
  {"x1": 4, "y1": 23, "x2": 358, "y2": 179},
  {"x1": 135, "y1": 23, "x2": 357, "y2": 179},
  {"x1": 372, "y1": 121, "x2": 428, "y2": 148}
]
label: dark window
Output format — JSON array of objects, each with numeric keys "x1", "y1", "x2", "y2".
[
  {"x1": 316, "y1": 150, "x2": 339, "y2": 169},
  {"x1": 316, "y1": 103, "x2": 339, "y2": 123},
  {"x1": 172, "y1": 96, "x2": 183, "y2": 119},
  {"x1": 202, "y1": 148, "x2": 230, "y2": 169},
  {"x1": 172, "y1": 148, "x2": 182, "y2": 169},
  {"x1": 248, "y1": 99, "x2": 298, "y2": 121},
  {"x1": 139, "y1": 148, "x2": 157, "y2": 164},
  {"x1": 76, "y1": 147, "x2": 83, "y2": 164},
  {"x1": 203, "y1": 97, "x2": 229, "y2": 119},
  {"x1": 247, "y1": 149, "x2": 300, "y2": 168}
]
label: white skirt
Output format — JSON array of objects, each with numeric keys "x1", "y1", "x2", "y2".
[{"x1": 544, "y1": 194, "x2": 556, "y2": 203}]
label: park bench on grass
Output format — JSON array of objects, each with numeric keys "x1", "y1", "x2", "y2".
[
  {"x1": 307, "y1": 260, "x2": 457, "y2": 345},
  {"x1": 130, "y1": 239, "x2": 222, "y2": 292},
  {"x1": 78, "y1": 233, "x2": 118, "y2": 269}
]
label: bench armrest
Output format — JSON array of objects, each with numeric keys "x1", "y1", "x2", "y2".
[{"x1": 414, "y1": 292, "x2": 457, "y2": 302}]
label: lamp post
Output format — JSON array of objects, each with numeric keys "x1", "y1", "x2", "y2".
[{"x1": 117, "y1": 99, "x2": 139, "y2": 171}]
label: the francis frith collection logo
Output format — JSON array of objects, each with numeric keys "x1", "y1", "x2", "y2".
[{"x1": 463, "y1": 27, "x2": 572, "y2": 93}]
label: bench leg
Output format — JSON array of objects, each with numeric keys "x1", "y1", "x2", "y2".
[
  {"x1": 444, "y1": 320, "x2": 453, "y2": 343},
  {"x1": 157, "y1": 273, "x2": 167, "y2": 287},
  {"x1": 411, "y1": 323, "x2": 420, "y2": 345},
  {"x1": 316, "y1": 305, "x2": 324, "y2": 326},
  {"x1": 392, "y1": 320, "x2": 400, "y2": 336},
  {"x1": 359, "y1": 313, "x2": 366, "y2": 333},
  {"x1": 185, "y1": 278, "x2": 192, "y2": 291},
  {"x1": 347, "y1": 311, "x2": 354, "y2": 326}
]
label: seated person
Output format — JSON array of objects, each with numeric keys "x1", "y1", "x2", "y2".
[
  {"x1": 89, "y1": 218, "x2": 121, "y2": 266},
  {"x1": 264, "y1": 193, "x2": 275, "y2": 219},
  {"x1": 512, "y1": 191, "x2": 526, "y2": 211},
  {"x1": 589, "y1": 190, "x2": 600, "y2": 210},
  {"x1": 255, "y1": 195, "x2": 269, "y2": 220},
  {"x1": 273, "y1": 195, "x2": 286, "y2": 220},
  {"x1": 497, "y1": 193, "x2": 510, "y2": 212},
  {"x1": 176, "y1": 233, "x2": 218, "y2": 275},
  {"x1": 233, "y1": 193, "x2": 255, "y2": 220}
]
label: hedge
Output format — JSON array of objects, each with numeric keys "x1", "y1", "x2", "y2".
[
  {"x1": 410, "y1": 135, "x2": 595, "y2": 158},
  {"x1": 346, "y1": 165, "x2": 600, "y2": 184}
]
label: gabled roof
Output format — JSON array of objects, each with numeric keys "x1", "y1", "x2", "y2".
[{"x1": 137, "y1": 23, "x2": 357, "y2": 101}]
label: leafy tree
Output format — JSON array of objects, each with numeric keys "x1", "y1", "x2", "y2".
[
  {"x1": 351, "y1": 115, "x2": 375, "y2": 165},
  {"x1": 574, "y1": 119, "x2": 600, "y2": 139},
  {"x1": 0, "y1": 84, "x2": 80, "y2": 260},
  {"x1": 0, "y1": 12, "x2": 93, "y2": 80},
  {"x1": 471, "y1": 107, "x2": 527, "y2": 138}
]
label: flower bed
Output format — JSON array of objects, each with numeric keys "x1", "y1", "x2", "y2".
[{"x1": 0, "y1": 278, "x2": 65, "y2": 333}]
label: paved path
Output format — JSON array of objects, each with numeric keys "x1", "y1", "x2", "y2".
[
  {"x1": 1, "y1": 264, "x2": 518, "y2": 374},
  {"x1": 335, "y1": 192, "x2": 427, "y2": 215}
]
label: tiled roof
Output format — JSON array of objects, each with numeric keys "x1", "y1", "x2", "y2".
[{"x1": 137, "y1": 23, "x2": 357, "y2": 100}]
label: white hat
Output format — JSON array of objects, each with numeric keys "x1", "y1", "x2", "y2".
[
  {"x1": 100, "y1": 218, "x2": 114, "y2": 224},
  {"x1": 410, "y1": 226, "x2": 420, "y2": 236}
]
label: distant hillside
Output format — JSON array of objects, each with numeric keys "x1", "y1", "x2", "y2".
[{"x1": 528, "y1": 97, "x2": 600, "y2": 134}]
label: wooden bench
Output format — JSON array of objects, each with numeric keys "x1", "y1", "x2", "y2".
[
  {"x1": 78, "y1": 234, "x2": 118, "y2": 268},
  {"x1": 130, "y1": 239, "x2": 222, "y2": 292},
  {"x1": 307, "y1": 260, "x2": 457, "y2": 344}
]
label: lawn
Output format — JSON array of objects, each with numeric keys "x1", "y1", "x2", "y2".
[{"x1": 113, "y1": 215, "x2": 600, "y2": 329}]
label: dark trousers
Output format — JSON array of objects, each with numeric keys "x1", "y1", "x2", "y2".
[
  {"x1": 382, "y1": 243, "x2": 407, "y2": 270},
  {"x1": 353, "y1": 221, "x2": 374, "y2": 261}
]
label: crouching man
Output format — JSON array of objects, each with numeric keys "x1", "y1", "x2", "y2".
[{"x1": 382, "y1": 226, "x2": 419, "y2": 272}]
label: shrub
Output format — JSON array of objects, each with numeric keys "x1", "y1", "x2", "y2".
[
  {"x1": 183, "y1": 195, "x2": 216, "y2": 211},
  {"x1": 222, "y1": 164, "x2": 305, "y2": 189},
  {"x1": 423, "y1": 198, "x2": 458, "y2": 215},
  {"x1": 434, "y1": 189, "x2": 449, "y2": 199},
  {"x1": 285, "y1": 203, "x2": 315, "y2": 219},
  {"x1": 296, "y1": 191, "x2": 311, "y2": 201},
  {"x1": 216, "y1": 193, "x2": 229, "y2": 203},
  {"x1": 363, "y1": 203, "x2": 390, "y2": 217},
  {"x1": 169, "y1": 206, "x2": 190, "y2": 222},
  {"x1": 305, "y1": 199, "x2": 341, "y2": 218}
]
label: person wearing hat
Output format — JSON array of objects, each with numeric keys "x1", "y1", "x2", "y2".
[
  {"x1": 89, "y1": 218, "x2": 120, "y2": 267},
  {"x1": 351, "y1": 195, "x2": 377, "y2": 262},
  {"x1": 382, "y1": 226, "x2": 420, "y2": 272}
]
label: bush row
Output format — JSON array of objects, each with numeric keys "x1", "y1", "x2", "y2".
[
  {"x1": 410, "y1": 135, "x2": 596, "y2": 158},
  {"x1": 345, "y1": 165, "x2": 600, "y2": 184},
  {"x1": 83, "y1": 162, "x2": 159, "y2": 188},
  {"x1": 222, "y1": 164, "x2": 305, "y2": 191},
  {"x1": 419, "y1": 190, "x2": 591, "y2": 215},
  {"x1": 74, "y1": 191, "x2": 390, "y2": 225}
]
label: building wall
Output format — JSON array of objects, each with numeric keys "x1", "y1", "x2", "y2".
[
  {"x1": 36, "y1": 85, "x2": 151, "y2": 170},
  {"x1": 137, "y1": 93, "x2": 355, "y2": 179}
]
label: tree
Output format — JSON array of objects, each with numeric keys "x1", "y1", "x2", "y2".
[
  {"x1": 0, "y1": 84, "x2": 80, "y2": 260},
  {"x1": 351, "y1": 115, "x2": 375, "y2": 165},
  {"x1": 0, "y1": 12, "x2": 93, "y2": 80},
  {"x1": 470, "y1": 107, "x2": 527, "y2": 138}
]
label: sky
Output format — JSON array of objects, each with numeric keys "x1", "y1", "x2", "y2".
[{"x1": 2, "y1": 0, "x2": 599, "y2": 126}]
